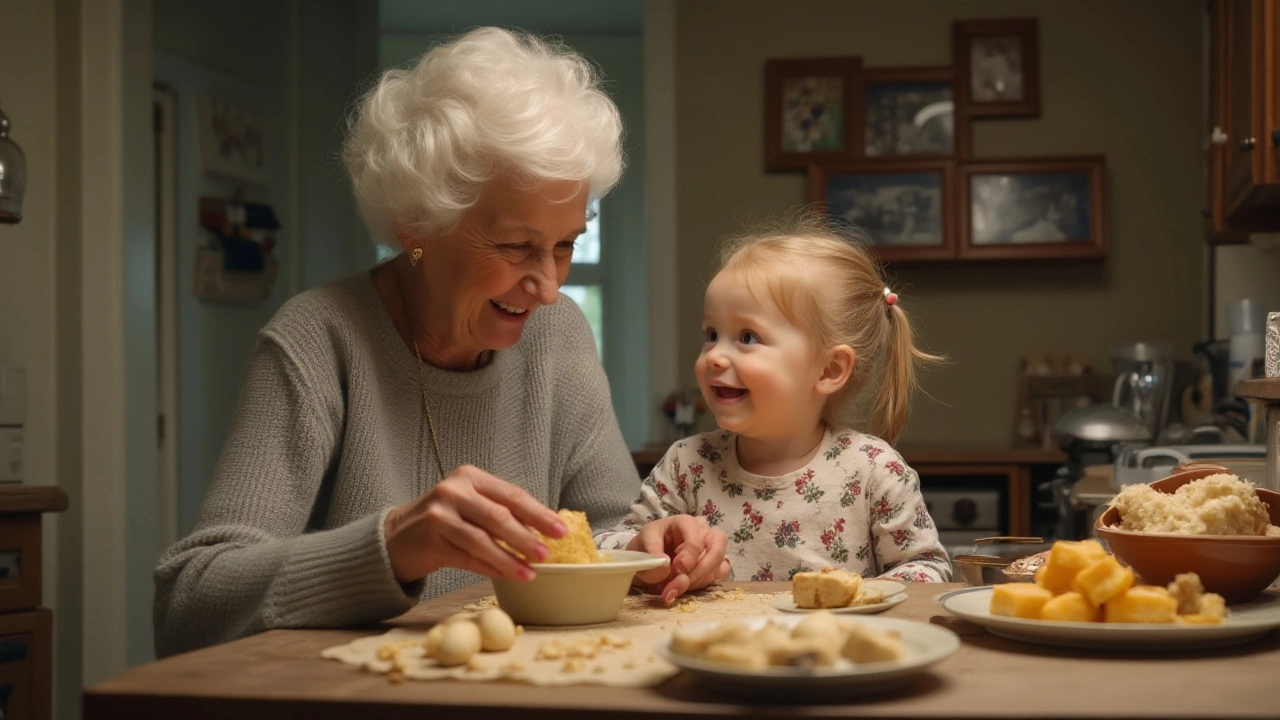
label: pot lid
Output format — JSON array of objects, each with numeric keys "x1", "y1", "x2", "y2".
[{"x1": 1055, "y1": 403, "x2": 1152, "y2": 443}]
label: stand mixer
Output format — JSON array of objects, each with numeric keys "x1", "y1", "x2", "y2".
[{"x1": 1109, "y1": 342, "x2": 1174, "y2": 443}]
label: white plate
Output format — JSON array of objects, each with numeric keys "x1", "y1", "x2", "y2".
[
  {"x1": 772, "y1": 579, "x2": 909, "y2": 615},
  {"x1": 938, "y1": 586, "x2": 1280, "y2": 650},
  {"x1": 655, "y1": 614, "x2": 959, "y2": 699}
]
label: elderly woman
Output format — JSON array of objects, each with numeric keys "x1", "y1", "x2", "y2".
[{"x1": 153, "y1": 27, "x2": 728, "y2": 657}]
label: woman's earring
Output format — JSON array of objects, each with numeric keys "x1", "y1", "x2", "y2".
[{"x1": 409, "y1": 248, "x2": 423, "y2": 266}]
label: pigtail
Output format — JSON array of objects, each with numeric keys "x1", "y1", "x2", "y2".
[{"x1": 871, "y1": 303, "x2": 944, "y2": 443}]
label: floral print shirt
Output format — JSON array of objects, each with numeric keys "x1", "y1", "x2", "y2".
[{"x1": 597, "y1": 427, "x2": 952, "y2": 583}]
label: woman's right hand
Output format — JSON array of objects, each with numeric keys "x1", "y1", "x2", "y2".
[{"x1": 383, "y1": 464, "x2": 567, "y2": 584}]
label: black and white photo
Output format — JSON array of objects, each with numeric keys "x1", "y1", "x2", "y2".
[
  {"x1": 970, "y1": 36, "x2": 1024, "y2": 103},
  {"x1": 825, "y1": 171, "x2": 945, "y2": 247},
  {"x1": 864, "y1": 81, "x2": 954, "y2": 156},
  {"x1": 969, "y1": 172, "x2": 1089, "y2": 245},
  {"x1": 959, "y1": 157, "x2": 1107, "y2": 260},
  {"x1": 953, "y1": 18, "x2": 1041, "y2": 118}
]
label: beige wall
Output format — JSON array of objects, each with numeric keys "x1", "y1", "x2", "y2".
[
  {"x1": 0, "y1": 1, "x2": 74, "y2": 717},
  {"x1": 1, "y1": 0, "x2": 378, "y2": 712},
  {"x1": 673, "y1": 0, "x2": 1207, "y2": 446}
]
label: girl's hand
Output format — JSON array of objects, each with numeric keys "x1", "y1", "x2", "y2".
[
  {"x1": 627, "y1": 515, "x2": 731, "y2": 604},
  {"x1": 382, "y1": 464, "x2": 567, "y2": 583}
]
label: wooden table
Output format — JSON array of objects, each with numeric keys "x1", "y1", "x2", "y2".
[{"x1": 84, "y1": 582, "x2": 1280, "y2": 720}]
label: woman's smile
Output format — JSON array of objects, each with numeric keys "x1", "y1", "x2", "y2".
[{"x1": 491, "y1": 299, "x2": 530, "y2": 320}]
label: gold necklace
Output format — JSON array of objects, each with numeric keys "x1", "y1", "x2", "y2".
[
  {"x1": 398, "y1": 264, "x2": 491, "y2": 481},
  {"x1": 411, "y1": 336, "x2": 448, "y2": 479},
  {"x1": 397, "y1": 264, "x2": 446, "y2": 480}
]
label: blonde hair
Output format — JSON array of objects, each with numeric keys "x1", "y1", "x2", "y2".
[
  {"x1": 715, "y1": 214, "x2": 942, "y2": 443},
  {"x1": 342, "y1": 27, "x2": 624, "y2": 241}
]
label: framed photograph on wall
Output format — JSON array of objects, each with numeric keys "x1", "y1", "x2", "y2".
[
  {"x1": 808, "y1": 160, "x2": 956, "y2": 263},
  {"x1": 860, "y1": 66, "x2": 969, "y2": 159},
  {"x1": 959, "y1": 156, "x2": 1107, "y2": 260},
  {"x1": 953, "y1": 18, "x2": 1040, "y2": 118},
  {"x1": 197, "y1": 94, "x2": 271, "y2": 186},
  {"x1": 764, "y1": 57, "x2": 861, "y2": 171}
]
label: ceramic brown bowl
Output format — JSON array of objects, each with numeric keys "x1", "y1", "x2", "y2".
[{"x1": 1095, "y1": 466, "x2": 1280, "y2": 604}]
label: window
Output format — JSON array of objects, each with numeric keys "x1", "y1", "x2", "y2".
[
  {"x1": 374, "y1": 244, "x2": 397, "y2": 263},
  {"x1": 562, "y1": 199, "x2": 604, "y2": 359}
]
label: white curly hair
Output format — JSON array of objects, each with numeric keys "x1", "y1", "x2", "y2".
[{"x1": 342, "y1": 27, "x2": 625, "y2": 241}]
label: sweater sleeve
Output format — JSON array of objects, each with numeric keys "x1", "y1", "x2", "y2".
[
  {"x1": 152, "y1": 335, "x2": 421, "y2": 657},
  {"x1": 865, "y1": 446, "x2": 953, "y2": 582},
  {"x1": 595, "y1": 442, "x2": 691, "y2": 550},
  {"x1": 551, "y1": 300, "x2": 644, "y2": 542}
]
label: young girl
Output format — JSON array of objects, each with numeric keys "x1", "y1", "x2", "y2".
[{"x1": 599, "y1": 217, "x2": 951, "y2": 583}]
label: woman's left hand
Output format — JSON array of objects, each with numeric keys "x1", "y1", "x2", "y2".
[{"x1": 626, "y1": 515, "x2": 730, "y2": 605}]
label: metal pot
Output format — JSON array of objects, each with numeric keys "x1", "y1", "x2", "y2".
[
  {"x1": 1055, "y1": 404, "x2": 1152, "y2": 445},
  {"x1": 952, "y1": 536, "x2": 1053, "y2": 587}
]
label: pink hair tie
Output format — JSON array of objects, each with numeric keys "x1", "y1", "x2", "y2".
[{"x1": 883, "y1": 287, "x2": 898, "y2": 307}]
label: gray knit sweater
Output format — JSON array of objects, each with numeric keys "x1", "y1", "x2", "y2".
[{"x1": 152, "y1": 269, "x2": 639, "y2": 657}]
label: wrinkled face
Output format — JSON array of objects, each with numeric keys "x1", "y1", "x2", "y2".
[
  {"x1": 416, "y1": 173, "x2": 588, "y2": 359},
  {"x1": 695, "y1": 269, "x2": 827, "y2": 440}
]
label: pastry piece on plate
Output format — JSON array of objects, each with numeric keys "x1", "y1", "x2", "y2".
[{"x1": 792, "y1": 567, "x2": 863, "y2": 608}]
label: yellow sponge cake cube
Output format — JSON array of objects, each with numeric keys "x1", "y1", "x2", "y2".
[
  {"x1": 1104, "y1": 586, "x2": 1178, "y2": 624},
  {"x1": 1197, "y1": 593, "x2": 1226, "y2": 619},
  {"x1": 1071, "y1": 555, "x2": 1135, "y2": 606},
  {"x1": 1039, "y1": 592, "x2": 1101, "y2": 623},
  {"x1": 501, "y1": 509, "x2": 600, "y2": 563},
  {"x1": 792, "y1": 568, "x2": 863, "y2": 609},
  {"x1": 989, "y1": 583, "x2": 1054, "y2": 619},
  {"x1": 1035, "y1": 540, "x2": 1109, "y2": 595}
]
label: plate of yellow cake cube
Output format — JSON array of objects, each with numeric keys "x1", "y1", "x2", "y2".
[
  {"x1": 772, "y1": 568, "x2": 908, "y2": 614},
  {"x1": 657, "y1": 611, "x2": 959, "y2": 699},
  {"x1": 939, "y1": 539, "x2": 1280, "y2": 650}
]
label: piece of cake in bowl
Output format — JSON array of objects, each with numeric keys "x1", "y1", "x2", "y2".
[{"x1": 492, "y1": 510, "x2": 668, "y2": 626}]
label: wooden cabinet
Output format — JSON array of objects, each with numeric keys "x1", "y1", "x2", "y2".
[
  {"x1": 0, "y1": 487, "x2": 67, "y2": 720},
  {"x1": 1208, "y1": 0, "x2": 1280, "y2": 239}
]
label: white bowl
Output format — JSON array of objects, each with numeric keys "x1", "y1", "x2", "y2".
[{"x1": 490, "y1": 550, "x2": 669, "y2": 626}]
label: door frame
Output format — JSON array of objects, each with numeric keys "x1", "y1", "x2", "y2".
[
  {"x1": 153, "y1": 83, "x2": 180, "y2": 550},
  {"x1": 80, "y1": 0, "x2": 157, "y2": 683}
]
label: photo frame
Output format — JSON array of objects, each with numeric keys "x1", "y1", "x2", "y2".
[
  {"x1": 959, "y1": 156, "x2": 1107, "y2": 260},
  {"x1": 197, "y1": 94, "x2": 271, "y2": 186},
  {"x1": 808, "y1": 160, "x2": 956, "y2": 263},
  {"x1": 764, "y1": 57, "x2": 861, "y2": 171},
  {"x1": 859, "y1": 66, "x2": 970, "y2": 159},
  {"x1": 953, "y1": 18, "x2": 1040, "y2": 118}
]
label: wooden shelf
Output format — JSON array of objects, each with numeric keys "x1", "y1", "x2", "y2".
[
  {"x1": 0, "y1": 486, "x2": 68, "y2": 515},
  {"x1": 1237, "y1": 377, "x2": 1280, "y2": 401}
]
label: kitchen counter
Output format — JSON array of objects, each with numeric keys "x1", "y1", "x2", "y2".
[{"x1": 84, "y1": 582, "x2": 1280, "y2": 719}]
